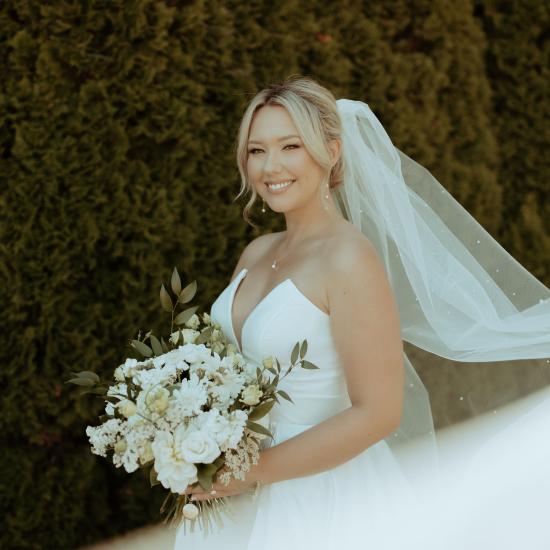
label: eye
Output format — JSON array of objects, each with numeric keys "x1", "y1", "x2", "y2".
[{"x1": 248, "y1": 144, "x2": 299, "y2": 155}]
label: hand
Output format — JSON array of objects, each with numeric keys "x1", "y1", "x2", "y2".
[{"x1": 183, "y1": 473, "x2": 257, "y2": 502}]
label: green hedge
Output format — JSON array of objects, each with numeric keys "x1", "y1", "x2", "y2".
[{"x1": 1, "y1": 1, "x2": 547, "y2": 547}]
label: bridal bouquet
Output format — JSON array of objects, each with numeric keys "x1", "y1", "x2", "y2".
[{"x1": 67, "y1": 268, "x2": 318, "y2": 534}]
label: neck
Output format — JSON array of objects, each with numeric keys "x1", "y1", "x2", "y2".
[{"x1": 281, "y1": 192, "x2": 345, "y2": 248}]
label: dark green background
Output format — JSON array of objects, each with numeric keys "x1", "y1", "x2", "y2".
[{"x1": 1, "y1": 1, "x2": 548, "y2": 548}]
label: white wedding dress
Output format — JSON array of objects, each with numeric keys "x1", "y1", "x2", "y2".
[{"x1": 174, "y1": 267, "x2": 421, "y2": 549}]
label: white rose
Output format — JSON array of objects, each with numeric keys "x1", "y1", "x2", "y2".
[
  {"x1": 152, "y1": 431, "x2": 198, "y2": 492},
  {"x1": 241, "y1": 384, "x2": 263, "y2": 406},
  {"x1": 182, "y1": 502, "x2": 199, "y2": 520},
  {"x1": 114, "y1": 366, "x2": 125, "y2": 382},
  {"x1": 180, "y1": 430, "x2": 220, "y2": 464},
  {"x1": 117, "y1": 399, "x2": 137, "y2": 418}
]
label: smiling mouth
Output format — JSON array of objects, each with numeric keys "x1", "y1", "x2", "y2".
[{"x1": 265, "y1": 179, "x2": 296, "y2": 191}]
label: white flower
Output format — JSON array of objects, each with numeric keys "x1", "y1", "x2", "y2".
[
  {"x1": 180, "y1": 427, "x2": 221, "y2": 464},
  {"x1": 184, "y1": 313, "x2": 200, "y2": 330},
  {"x1": 151, "y1": 429, "x2": 198, "y2": 493},
  {"x1": 167, "y1": 373, "x2": 208, "y2": 420},
  {"x1": 169, "y1": 329, "x2": 200, "y2": 346},
  {"x1": 117, "y1": 399, "x2": 137, "y2": 418},
  {"x1": 241, "y1": 384, "x2": 263, "y2": 406},
  {"x1": 144, "y1": 386, "x2": 170, "y2": 415},
  {"x1": 182, "y1": 503, "x2": 199, "y2": 520},
  {"x1": 114, "y1": 366, "x2": 125, "y2": 382},
  {"x1": 209, "y1": 368, "x2": 245, "y2": 409},
  {"x1": 86, "y1": 418, "x2": 124, "y2": 457}
]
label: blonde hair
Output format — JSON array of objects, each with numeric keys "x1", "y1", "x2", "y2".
[{"x1": 234, "y1": 75, "x2": 344, "y2": 227}]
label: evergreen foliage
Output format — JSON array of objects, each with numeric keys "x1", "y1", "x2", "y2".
[{"x1": 1, "y1": 1, "x2": 547, "y2": 547}]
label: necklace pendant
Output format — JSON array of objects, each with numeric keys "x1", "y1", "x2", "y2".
[{"x1": 271, "y1": 260, "x2": 278, "y2": 270}]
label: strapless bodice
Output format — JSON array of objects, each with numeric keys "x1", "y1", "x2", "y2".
[{"x1": 210, "y1": 268, "x2": 351, "y2": 431}]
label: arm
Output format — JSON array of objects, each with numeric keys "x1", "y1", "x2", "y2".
[{"x1": 248, "y1": 237, "x2": 404, "y2": 486}]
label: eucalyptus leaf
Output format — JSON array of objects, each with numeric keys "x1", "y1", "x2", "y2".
[
  {"x1": 301, "y1": 360, "x2": 319, "y2": 370},
  {"x1": 160, "y1": 337, "x2": 170, "y2": 353},
  {"x1": 71, "y1": 370, "x2": 100, "y2": 382},
  {"x1": 194, "y1": 326, "x2": 213, "y2": 345},
  {"x1": 277, "y1": 390, "x2": 294, "y2": 403},
  {"x1": 291, "y1": 342, "x2": 299, "y2": 364},
  {"x1": 174, "y1": 305, "x2": 199, "y2": 326},
  {"x1": 178, "y1": 280, "x2": 197, "y2": 304},
  {"x1": 149, "y1": 334, "x2": 163, "y2": 356},
  {"x1": 171, "y1": 267, "x2": 182, "y2": 297},
  {"x1": 65, "y1": 378, "x2": 96, "y2": 387},
  {"x1": 150, "y1": 466, "x2": 160, "y2": 487},
  {"x1": 247, "y1": 399, "x2": 275, "y2": 421},
  {"x1": 131, "y1": 339, "x2": 153, "y2": 358},
  {"x1": 246, "y1": 420, "x2": 273, "y2": 439},
  {"x1": 160, "y1": 283, "x2": 173, "y2": 312},
  {"x1": 299, "y1": 340, "x2": 308, "y2": 359},
  {"x1": 196, "y1": 463, "x2": 218, "y2": 491}
]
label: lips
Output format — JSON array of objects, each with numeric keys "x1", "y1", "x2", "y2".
[{"x1": 265, "y1": 179, "x2": 296, "y2": 190}]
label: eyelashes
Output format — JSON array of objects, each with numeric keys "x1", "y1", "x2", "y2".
[{"x1": 248, "y1": 144, "x2": 300, "y2": 155}]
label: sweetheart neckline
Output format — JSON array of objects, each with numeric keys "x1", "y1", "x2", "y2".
[{"x1": 229, "y1": 268, "x2": 329, "y2": 353}]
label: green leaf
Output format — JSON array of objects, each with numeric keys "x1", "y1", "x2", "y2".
[
  {"x1": 178, "y1": 280, "x2": 197, "y2": 304},
  {"x1": 194, "y1": 326, "x2": 213, "y2": 344},
  {"x1": 150, "y1": 466, "x2": 160, "y2": 487},
  {"x1": 300, "y1": 360, "x2": 319, "y2": 370},
  {"x1": 196, "y1": 463, "x2": 218, "y2": 491},
  {"x1": 65, "y1": 378, "x2": 96, "y2": 387},
  {"x1": 130, "y1": 339, "x2": 153, "y2": 358},
  {"x1": 174, "y1": 305, "x2": 199, "y2": 326},
  {"x1": 70, "y1": 370, "x2": 100, "y2": 382},
  {"x1": 246, "y1": 420, "x2": 273, "y2": 439},
  {"x1": 277, "y1": 390, "x2": 294, "y2": 403},
  {"x1": 299, "y1": 340, "x2": 308, "y2": 359},
  {"x1": 149, "y1": 334, "x2": 163, "y2": 356},
  {"x1": 291, "y1": 342, "x2": 299, "y2": 364},
  {"x1": 247, "y1": 399, "x2": 275, "y2": 421},
  {"x1": 171, "y1": 267, "x2": 182, "y2": 297},
  {"x1": 160, "y1": 336, "x2": 170, "y2": 353},
  {"x1": 275, "y1": 359, "x2": 281, "y2": 373},
  {"x1": 160, "y1": 283, "x2": 173, "y2": 312},
  {"x1": 256, "y1": 367, "x2": 262, "y2": 380}
]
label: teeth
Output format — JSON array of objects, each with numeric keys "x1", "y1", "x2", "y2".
[{"x1": 267, "y1": 179, "x2": 295, "y2": 190}]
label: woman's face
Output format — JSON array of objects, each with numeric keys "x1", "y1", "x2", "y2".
[{"x1": 246, "y1": 104, "x2": 327, "y2": 213}]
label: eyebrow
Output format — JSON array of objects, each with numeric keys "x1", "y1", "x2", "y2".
[{"x1": 247, "y1": 134, "x2": 301, "y2": 144}]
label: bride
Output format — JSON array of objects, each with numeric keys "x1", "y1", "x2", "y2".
[{"x1": 174, "y1": 76, "x2": 550, "y2": 549}]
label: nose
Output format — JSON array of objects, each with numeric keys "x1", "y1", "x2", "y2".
[{"x1": 263, "y1": 150, "x2": 283, "y2": 175}]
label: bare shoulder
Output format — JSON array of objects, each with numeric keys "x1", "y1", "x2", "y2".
[
  {"x1": 230, "y1": 232, "x2": 281, "y2": 281},
  {"x1": 325, "y1": 223, "x2": 396, "y2": 316},
  {"x1": 326, "y1": 224, "x2": 382, "y2": 277}
]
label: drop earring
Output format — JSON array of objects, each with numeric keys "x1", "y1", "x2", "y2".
[
  {"x1": 322, "y1": 181, "x2": 330, "y2": 210},
  {"x1": 261, "y1": 198, "x2": 266, "y2": 213}
]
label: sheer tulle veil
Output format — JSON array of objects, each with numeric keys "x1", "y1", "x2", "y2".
[{"x1": 332, "y1": 99, "x2": 550, "y2": 489}]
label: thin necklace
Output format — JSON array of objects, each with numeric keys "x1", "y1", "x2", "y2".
[{"x1": 271, "y1": 239, "x2": 293, "y2": 270}]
